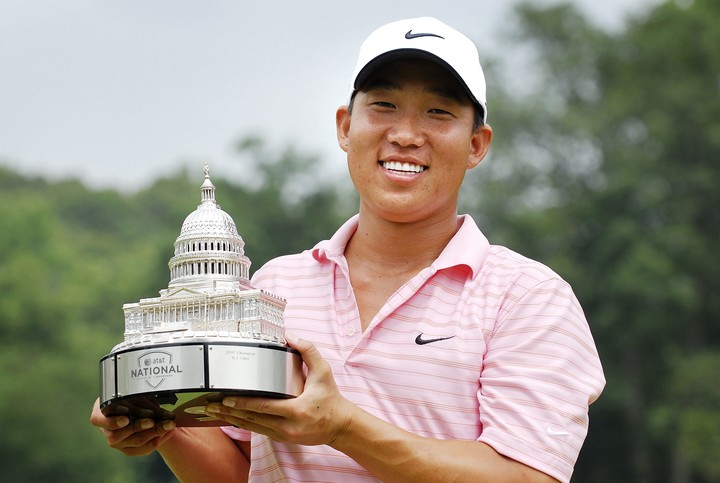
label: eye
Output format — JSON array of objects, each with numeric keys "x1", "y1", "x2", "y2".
[
  {"x1": 372, "y1": 101, "x2": 396, "y2": 109},
  {"x1": 428, "y1": 108, "x2": 453, "y2": 115}
]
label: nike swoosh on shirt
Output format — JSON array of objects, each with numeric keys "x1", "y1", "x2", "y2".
[
  {"x1": 415, "y1": 333, "x2": 455, "y2": 345},
  {"x1": 405, "y1": 30, "x2": 445, "y2": 40}
]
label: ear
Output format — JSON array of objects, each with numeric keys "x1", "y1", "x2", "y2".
[
  {"x1": 466, "y1": 124, "x2": 493, "y2": 170},
  {"x1": 336, "y1": 105, "x2": 351, "y2": 153}
]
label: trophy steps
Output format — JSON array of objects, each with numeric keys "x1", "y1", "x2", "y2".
[{"x1": 100, "y1": 338, "x2": 304, "y2": 427}]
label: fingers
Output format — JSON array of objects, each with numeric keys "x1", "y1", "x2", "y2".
[
  {"x1": 91, "y1": 398, "x2": 176, "y2": 456},
  {"x1": 204, "y1": 403, "x2": 282, "y2": 436},
  {"x1": 218, "y1": 394, "x2": 286, "y2": 416},
  {"x1": 90, "y1": 398, "x2": 128, "y2": 430},
  {"x1": 104, "y1": 418, "x2": 177, "y2": 456}
]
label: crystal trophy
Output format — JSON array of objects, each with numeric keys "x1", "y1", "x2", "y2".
[{"x1": 99, "y1": 165, "x2": 304, "y2": 426}]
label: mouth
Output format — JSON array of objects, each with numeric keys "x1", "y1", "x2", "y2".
[{"x1": 380, "y1": 161, "x2": 427, "y2": 174}]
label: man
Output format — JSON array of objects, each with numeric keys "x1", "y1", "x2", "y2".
[{"x1": 91, "y1": 17, "x2": 605, "y2": 482}]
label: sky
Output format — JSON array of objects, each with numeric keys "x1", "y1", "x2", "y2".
[{"x1": 0, "y1": 0, "x2": 663, "y2": 192}]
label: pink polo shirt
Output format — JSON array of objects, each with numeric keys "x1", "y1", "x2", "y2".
[{"x1": 223, "y1": 214, "x2": 605, "y2": 482}]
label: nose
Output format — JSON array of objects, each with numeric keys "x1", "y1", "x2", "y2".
[{"x1": 386, "y1": 112, "x2": 425, "y2": 148}]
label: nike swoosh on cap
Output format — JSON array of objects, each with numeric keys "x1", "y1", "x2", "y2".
[
  {"x1": 405, "y1": 30, "x2": 445, "y2": 40},
  {"x1": 415, "y1": 333, "x2": 455, "y2": 345}
]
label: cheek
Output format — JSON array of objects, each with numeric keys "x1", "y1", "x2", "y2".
[
  {"x1": 433, "y1": 149, "x2": 472, "y2": 193},
  {"x1": 346, "y1": 148, "x2": 374, "y2": 189},
  {"x1": 441, "y1": 133, "x2": 476, "y2": 171},
  {"x1": 346, "y1": 124, "x2": 381, "y2": 170},
  {"x1": 348, "y1": 122, "x2": 381, "y2": 150}
]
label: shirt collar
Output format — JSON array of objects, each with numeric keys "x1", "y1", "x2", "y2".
[
  {"x1": 311, "y1": 214, "x2": 489, "y2": 278},
  {"x1": 433, "y1": 214, "x2": 489, "y2": 278},
  {"x1": 311, "y1": 214, "x2": 359, "y2": 263}
]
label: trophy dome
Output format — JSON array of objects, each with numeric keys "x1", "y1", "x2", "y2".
[
  {"x1": 167, "y1": 164, "x2": 251, "y2": 290},
  {"x1": 177, "y1": 173, "x2": 241, "y2": 242}
]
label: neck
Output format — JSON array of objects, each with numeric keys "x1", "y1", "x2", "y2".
[{"x1": 346, "y1": 211, "x2": 461, "y2": 275}]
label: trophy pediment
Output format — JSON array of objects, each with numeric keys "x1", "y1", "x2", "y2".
[{"x1": 164, "y1": 287, "x2": 206, "y2": 299}]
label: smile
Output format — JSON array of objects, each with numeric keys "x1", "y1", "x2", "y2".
[{"x1": 381, "y1": 161, "x2": 426, "y2": 174}]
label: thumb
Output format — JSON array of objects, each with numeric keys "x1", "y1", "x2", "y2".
[{"x1": 285, "y1": 332, "x2": 325, "y2": 373}]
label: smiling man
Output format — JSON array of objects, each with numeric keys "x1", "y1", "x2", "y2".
[{"x1": 91, "y1": 17, "x2": 605, "y2": 482}]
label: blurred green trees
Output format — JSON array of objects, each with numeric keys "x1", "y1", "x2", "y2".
[
  {"x1": 0, "y1": 1, "x2": 718, "y2": 481},
  {"x1": 0, "y1": 156, "x2": 350, "y2": 482},
  {"x1": 462, "y1": 1, "x2": 720, "y2": 481}
]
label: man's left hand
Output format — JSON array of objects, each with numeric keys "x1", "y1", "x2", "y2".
[{"x1": 204, "y1": 332, "x2": 354, "y2": 446}]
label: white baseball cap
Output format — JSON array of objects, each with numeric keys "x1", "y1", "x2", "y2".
[{"x1": 350, "y1": 17, "x2": 488, "y2": 123}]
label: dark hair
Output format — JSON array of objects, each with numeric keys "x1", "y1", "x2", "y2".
[
  {"x1": 471, "y1": 105, "x2": 485, "y2": 131},
  {"x1": 347, "y1": 90, "x2": 485, "y2": 131}
]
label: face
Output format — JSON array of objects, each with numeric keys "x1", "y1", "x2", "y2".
[{"x1": 336, "y1": 58, "x2": 492, "y2": 225}]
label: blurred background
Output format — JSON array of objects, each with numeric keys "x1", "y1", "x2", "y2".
[{"x1": 1, "y1": 0, "x2": 718, "y2": 481}]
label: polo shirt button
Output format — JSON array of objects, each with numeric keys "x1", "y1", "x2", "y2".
[{"x1": 347, "y1": 326, "x2": 356, "y2": 336}]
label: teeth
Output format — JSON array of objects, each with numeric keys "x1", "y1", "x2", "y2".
[{"x1": 383, "y1": 161, "x2": 424, "y2": 173}]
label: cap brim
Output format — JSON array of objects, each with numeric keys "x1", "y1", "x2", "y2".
[{"x1": 353, "y1": 49, "x2": 484, "y2": 119}]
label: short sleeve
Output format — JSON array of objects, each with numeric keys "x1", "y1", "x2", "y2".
[{"x1": 477, "y1": 276, "x2": 605, "y2": 482}]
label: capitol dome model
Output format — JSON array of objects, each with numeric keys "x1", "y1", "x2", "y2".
[
  {"x1": 99, "y1": 165, "x2": 302, "y2": 426},
  {"x1": 115, "y1": 164, "x2": 286, "y2": 350}
]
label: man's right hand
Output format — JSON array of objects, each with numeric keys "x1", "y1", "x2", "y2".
[{"x1": 90, "y1": 398, "x2": 176, "y2": 456}]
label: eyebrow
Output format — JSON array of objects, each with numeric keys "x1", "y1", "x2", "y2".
[{"x1": 362, "y1": 77, "x2": 467, "y2": 105}]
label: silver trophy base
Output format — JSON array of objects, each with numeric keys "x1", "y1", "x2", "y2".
[{"x1": 100, "y1": 340, "x2": 304, "y2": 426}]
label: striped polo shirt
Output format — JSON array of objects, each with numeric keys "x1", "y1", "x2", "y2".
[{"x1": 223, "y1": 214, "x2": 605, "y2": 482}]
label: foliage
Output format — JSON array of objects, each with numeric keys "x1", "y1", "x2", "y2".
[
  {"x1": 0, "y1": 150, "x2": 351, "y2": 481},
  {"x1": 652, "y1": 352, "x2": 720, "y2": 481},
  {"x1": 462, "y1": 1, "x2": 720, "y2": 481},
  {"x1": 0, "y1": 171, "x2": 158, "y2": 481}
]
